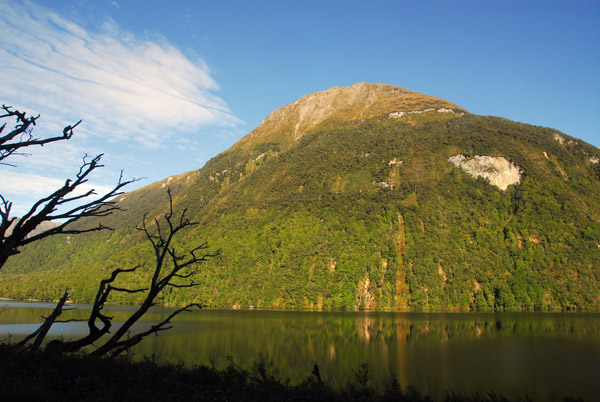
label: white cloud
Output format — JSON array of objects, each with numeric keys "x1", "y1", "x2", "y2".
[
  {"x1": 0, "y1": 166, "x2": 120, "y2": 218},
  {"x1": 0, "y1": 0, "x2": 242, "y2": 151},
  {"x1": 0, "y1": 169, "x2": 114, "y2": 198}
]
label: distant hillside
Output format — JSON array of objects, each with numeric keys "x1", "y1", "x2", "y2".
[
  {"x1": 2, "y1": 83, "x2": 600, "y2": 311},
  {"x1": 5, "y1": 220, "x2": 60, "y2": 238}
]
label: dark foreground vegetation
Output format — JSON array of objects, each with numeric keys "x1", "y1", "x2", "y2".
[{"x1": 0, "y1": 345, "x2": 585, "y2": 402}]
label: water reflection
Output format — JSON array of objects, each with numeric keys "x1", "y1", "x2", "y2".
[{"x1": 1, "y1": 302, "x2": 599, "y2": 400}]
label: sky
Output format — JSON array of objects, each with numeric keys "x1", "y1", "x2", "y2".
[{"x1": 1, "y1": 0, "x2": 599, "y2": 216}]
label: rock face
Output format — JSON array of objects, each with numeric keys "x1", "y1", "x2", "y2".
[
  {"x1": 388, "y1": 107, "x2": 462, "y2": 118},
  {"x1": 448, "y1": 154, "x2": 522, "y2": 191}
]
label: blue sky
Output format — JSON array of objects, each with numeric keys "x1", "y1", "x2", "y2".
[{"x1": 1, "y1": 0, "x2": 599, "y2": 215}]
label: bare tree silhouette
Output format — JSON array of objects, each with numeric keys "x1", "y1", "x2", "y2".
[
  {"x1": 2, "y1": 104, "x2": 214, "y2": 357},
  {"x1": 0, "y1": 105, "x2": 137, "y2": 269},
  {"x1": 1, "y1": 104, "x2": 79, "y2": 164},
  {"x1": 42, "y1": 190, "x2": 216, "y2": 358}
]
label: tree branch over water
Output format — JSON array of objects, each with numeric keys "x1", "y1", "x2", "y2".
[
  {"x1": 90, "y1": 189, "x2": 217, "y2": 359},
  {"x1": 42, "y1": 190, "x2": 216, "y2": 358},
  {"x1": 2, "y1": 104, "x2": 214, "y2": 358}
]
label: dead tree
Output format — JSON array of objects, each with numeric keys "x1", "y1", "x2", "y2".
[
  {"x1": 43, "y1": 267, "x2": 142, "y2": 354},
  {"x1": 13, "y1": 290, "x2": 71, "y2": 350},
  {"x1": 41, "y1": 190, "x2": 215, "y2": 358},
  {"x1": 2, "y1": 104, "x2": 210, "y2": 358},
  {"x1": 0, "y1": 105, "x2": 137, "y2": 270},
  {"x1": 0, "y1": 104, "x2": 79, "y2": 164}
]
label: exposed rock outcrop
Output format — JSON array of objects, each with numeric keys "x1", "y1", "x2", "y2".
[
  {"x1": 448, "y1": 154, "x2": 522, "y2": 191},
  {"x1": 356, "y1": 276, "x2": 377, "y2": 310},
  {"x1": 388, "y1": 107, "x2": 463, "y2": 118}
]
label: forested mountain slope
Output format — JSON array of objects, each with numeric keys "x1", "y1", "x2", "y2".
[{"x1": 2, "y1": 83, "x2": 600, "y2": 311}]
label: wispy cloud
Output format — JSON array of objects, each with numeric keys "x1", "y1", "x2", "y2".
[
  {"x1": 0, "y1": 0, "x2": 244, "y2": 216},
  {"x1": 0, "y1": 0, "x2": 242, "y2": 151}
]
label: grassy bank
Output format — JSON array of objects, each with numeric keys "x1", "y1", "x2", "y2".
[{"x1": 0, "y1": 345, "x2": 586, "y2": 402}]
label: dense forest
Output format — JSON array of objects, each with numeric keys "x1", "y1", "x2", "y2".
[{"x1": 2, "y1": 109, "x2": 600, "y2": 311}]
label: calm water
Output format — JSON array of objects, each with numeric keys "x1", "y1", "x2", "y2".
[{"x1": 1, "y1": 301, "x2": 599, "y2": 401}]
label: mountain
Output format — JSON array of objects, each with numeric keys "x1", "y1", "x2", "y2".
[
  {"x1": 5, "y1": 219, "x2": 60, "y2": 238},
  {"x1": 2, "y1": 83, "x2": 600, "y2": 311}
]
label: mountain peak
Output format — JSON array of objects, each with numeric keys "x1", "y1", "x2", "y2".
[
  {"x1": 6, "y1": 82, "x2": 600, "y2": 312},
  {"x1": 238, "y1": 82, "x2": 467, "y2": 148}
]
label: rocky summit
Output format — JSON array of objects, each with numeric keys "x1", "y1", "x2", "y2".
[{"x1": 3, "y1": 83, "x2": 600, "y2": 311}]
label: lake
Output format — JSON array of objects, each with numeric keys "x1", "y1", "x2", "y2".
[{"x1": 1, "y1": 301, "x2": 599, "y2": 401}]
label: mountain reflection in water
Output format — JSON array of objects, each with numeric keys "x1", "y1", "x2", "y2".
[{"x1": 1, "y1": 302, "x2": 599, "y2": 400}]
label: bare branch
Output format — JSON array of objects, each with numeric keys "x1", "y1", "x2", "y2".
[
  {"x1": 172, "y1": 271, "x2": 196, "y2": 279},
  {"x1": 108, "y1": 285, "x2": 148, "y2": 294},
  {"x1": 88, "y1": 190, "x2": 211, "y2": 358},
  {"x1": 48, "y1": 265, "x2": 144, "y2": 354},
  {"x1": 0, "y1": 106, "x2": 213, "y2": 361},
  {"x1": 3, "y1": 100, "x2": 224, "y2": 374},
  {"x1": 51, "y1": 318, "x2": 85, "y2": 323},
  {"x1": 0, "y1": 105, "x2": 78, "y2": 163},
  {"x1": 14, "y1": 290, "x2": 70, "y2": 350},
  {"x1": 1, "y1": 107, "x2": 141, "y2": 270},
  {"x1": 0, "y1": 153, "x2": 139, "y2": 269},
  {"x1": 100, "y1": 303, "x2": 202, "y2": 359},
  {"x1": 166, "y1": 282, "x2": 198, "y2": 289}
]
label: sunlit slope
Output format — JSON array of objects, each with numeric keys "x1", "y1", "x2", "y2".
[
  {"x1": 2, "y1": 83, "x2": 600, "y2": 311},
  {"x1": 235, "y1": 82, "x2": 467, "y2": 150}
]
